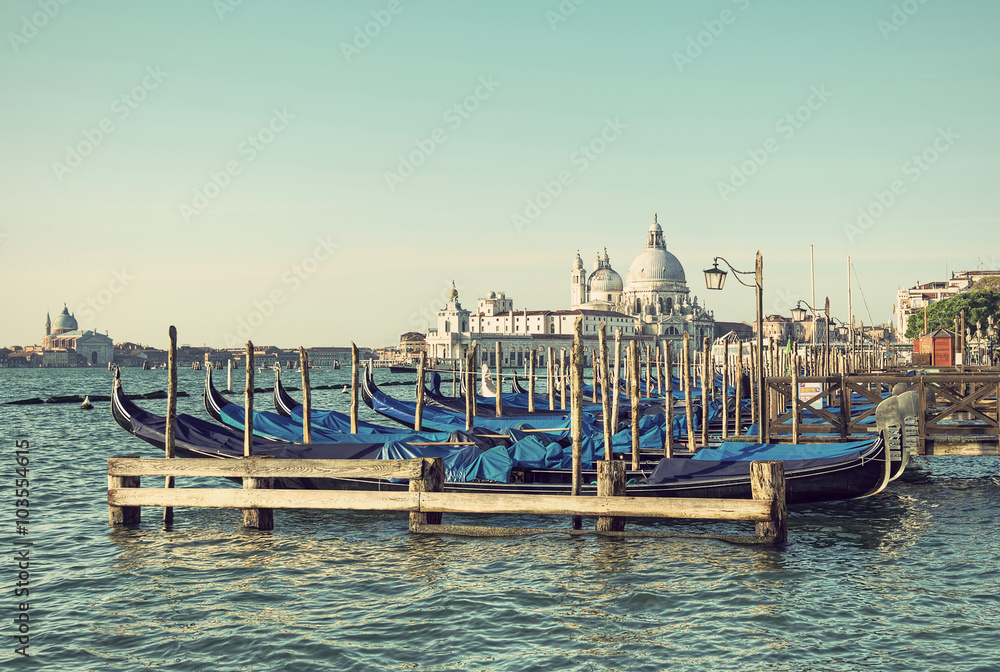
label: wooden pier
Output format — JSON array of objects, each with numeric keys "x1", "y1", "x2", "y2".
[{"x1": 107, "y1": 455, "x2": 788, "y2": 544}]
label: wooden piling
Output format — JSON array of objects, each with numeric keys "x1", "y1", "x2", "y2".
[
  {"x1": 734, "y1": 341, "x2": 743, "y2": 436},
  {"x1": 749, "y1": 342, "x2": 758, "y2": 429},
  {"x1": 791, "y1": 354, "x2": 800, "y2": 444},
  {"x1": 350, "y1": 342, "x2": 359, "y2": 434},
  {"x1": 611, "y1": 329, "x2": 622, "y2": 437},
  {"x1": 595, "y1": 460, "x2": 626, "y2": 532},
  {"x1": 164, "y1": 327, "x2": 178, "y2": 526},
  {"x1": 750, "y1": 461, "x2": 786, "y2": 543},
  {"x1": 108, "y1": 454, "x2": 141, "y2": 526},
  {"x1": 683, "y1": 332, "x2": 695, "y2": 451},
  {"x1": 415, "y1": 350, "x2": 426, "y2": 432},
  {"x1": 244, "y1": 340, "x2": 254, "y2": 457},
  {"x1": 465, "y1": 341, "x2": 477, "y2": 430},
  {"x1": 592, "y1": 348, "x2": 599, "y2": 404},
  {"x1": 656, "y1": 344, "x2": 663, "y2": 397},
  {"x1": 645, "y1": 343, "x2": 652, "y2": 398},
  {"x1": 528, "y1": 349, "x2": 536, "y2": 413},
  {"x1": 560, "y1": 347, "x2": 567, "y2": 410},
  {"x1": 598, "y1": 322, "x2": 611, "y2": 460},
  {"x1": 722, "y1": 347, "x2": 730, "y2": 440},
  {"x1": 571, "y1": 317, "x2": 584, "y2": 530},
  {"x1": 664, "y1": 339, "x2": 674, "y2": 457},
  {"x1": 299, "y1": 347, "x2": 312, "y2": 444},
  {"x1": 226, "y1": 358, "x2": 233, "y2": 393},
  {"x1": 629, "y1": 340, "x2": 640, "y2": 470},
  {"x1": 495, "y1": 341, "x2": 503, "y2": 418},
  {"x1": 547, "y1": 346, "x2": 555, "y2": 410},
  {"x1": 701, "y1": 337, "x2": 710, "y2": 447},
  {"x1": 242, "y1": 455, "x2": 274, "y2": 530},
  {"x1": 408, "y1": 457, "x2": 445, "y2": 531}
]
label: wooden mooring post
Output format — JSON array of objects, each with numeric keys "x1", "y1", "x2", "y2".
[
  {"x1": 244, "y1": 340, "x2": 254, "y2": 457},
  {"x1": 465, "y1": 341, "x2": 477, "y2": 430},
  {"x1": 299, "y1": 347, "x2": 312, "y2": 444},
  {"x1": 350, "y1": 342, "x2": 359, "y2": 434},
  {"x1": 414, "y1": 351, "x2": 426, "y2": 432},
  {"x1": 164, "y1": 326, "x2": 177, "y2": 526},
  {"x1": 595, "y1": 460, "x2": 626, "y2": 532},
  {"x1": 598, "y1": 321, "x2": 611, "y2": 459},
  {"x1": 571, "y1": 316, "x2": 584, "y2": 530},
  {"x1": 683, "y1": 332, "x2": 695, "y2": 451},
  {"x1": 664, "y1": 339, "x2": 674, "y2": 457}
]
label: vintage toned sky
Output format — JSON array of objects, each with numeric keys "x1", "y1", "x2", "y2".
[{"x1": 1, "y1": 0, "x2": 997, "y2": 348}]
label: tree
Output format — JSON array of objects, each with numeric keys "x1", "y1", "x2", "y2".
[{"x1": 905, "y1": 290, "x2": 1000, "y2": 340}]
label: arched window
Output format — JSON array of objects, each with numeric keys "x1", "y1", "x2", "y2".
[
  {"x1": 666, "y1": 297, "x2": 673, "y2": 313},
  {"x1": 635, "y1": 298, "x2": 641, "y2": 314}
]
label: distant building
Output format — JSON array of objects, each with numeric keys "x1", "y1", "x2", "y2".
[
  {"x1": 896, "y1": 269, "x2": 1000, "y2": 342},
  {"x1": 41, "y1": 305, "x2": 114, "y2": 366},
  {"x1": 425, "y1": 217, "x2": 715, "y2": 365}
]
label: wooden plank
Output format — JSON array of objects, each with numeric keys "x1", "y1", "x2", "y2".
[
  {"x1": 108, "y1": 457, "x2": 426, "y2": 480},
  {"x1": 417, "y1": 491, "x2": 773, "y2": 521},
  {"x1": 109, "y1": 488, "x2": 420, "y2": 511}
]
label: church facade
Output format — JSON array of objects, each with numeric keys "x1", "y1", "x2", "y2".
[
  {"x1": 42, "y1": 305, "x2": 114, "y2": 366},
  {"x1": 423, "y1": 217, "x2": 715, "y2": 366}
]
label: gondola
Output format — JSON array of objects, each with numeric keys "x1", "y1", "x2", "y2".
[
  {"x1": 204, "y1": 367, "x2": 478, "y2": 445},
  {"x1": 111, "y1": 369, "x2": 894, "y2": 502}
]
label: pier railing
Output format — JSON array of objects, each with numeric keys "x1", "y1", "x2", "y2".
[
  {"x1": 761, "y1": 372, "x2": 1000, "y2": 452},
  {"x1": 107, "y1": 455, "x2": 787, "y2": 543}
]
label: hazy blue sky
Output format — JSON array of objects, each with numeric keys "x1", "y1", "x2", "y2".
[{"x1": 2, "y1": 0, "x2": 997, "y2": 349}]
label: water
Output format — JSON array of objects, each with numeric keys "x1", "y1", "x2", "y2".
[{"x1": 3, "y1": 367, "x2": 999, "y2": 671}]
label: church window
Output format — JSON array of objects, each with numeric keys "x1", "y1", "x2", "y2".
[
  {"x1": 445, "y1": 320, "x2": 450, "y2": 332},
  {"x1": 666, "y1": 298, "x2": 673, "y2": 313}
]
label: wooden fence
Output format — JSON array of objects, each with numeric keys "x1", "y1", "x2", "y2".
[
  {"x1": 761, "y1": 372, "x2": 1000, "y2": 452},
  {"x1": 107, "y1": 455, "x2": 788, "y2": 543}
]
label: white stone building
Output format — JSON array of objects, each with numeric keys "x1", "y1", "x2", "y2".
[{"x1": 424, "y1": 216, "x2": 714, "y2": 367}]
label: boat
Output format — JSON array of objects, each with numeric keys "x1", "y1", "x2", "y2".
[
  {"x1": 111, "y1": 369, "x2": 894, "y2": 503},
  {"x1": 361, "y1": 364, "x2": 584, "y2": 433},
  {"x1": 204, "y1": 368, "x2": 496, "y2": 446}
]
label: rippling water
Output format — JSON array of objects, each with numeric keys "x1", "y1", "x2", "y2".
[{"x1": 3, "y1": 368, "x2": 999, "y2": 671}]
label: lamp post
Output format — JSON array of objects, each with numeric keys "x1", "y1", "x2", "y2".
[{"x1": 704, "y1": 251, "x2": 764, "y2": 442}]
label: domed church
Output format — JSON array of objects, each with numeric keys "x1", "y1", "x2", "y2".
[{"x1": 571, "y1": 215, "x2": 715, "y2": 342}]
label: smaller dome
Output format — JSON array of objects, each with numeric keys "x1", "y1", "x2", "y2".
[
  {"x1": 448, "y1": 281, "x2": 458, "y2": 300},
  {"x1": 573, "y1": 251, "x2": 584, "y2": 270},
  {"x1": 488, "y1": 291, "x2": 497, "y2": 299},
  {"x1": 52, "y1": 305, "x2": 78, "y2": 332},
  {"x1": 589, "y1": 267, "x2": 623, "y2": 293}
]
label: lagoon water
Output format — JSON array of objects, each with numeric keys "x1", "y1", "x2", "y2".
[{"x1": 3, "y1": 366, "x2": 1000, "y2": 671}]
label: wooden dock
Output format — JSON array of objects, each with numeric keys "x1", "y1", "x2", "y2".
[{"x1": 107, "y1": 455, "x2": 788, "y2": 544}]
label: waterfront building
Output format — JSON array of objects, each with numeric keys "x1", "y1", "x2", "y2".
[
  {"x1": 896, "y1": 269, "x2": 1000, "y2": 341},
  {"x1": 424, "y1": 216, "x2": 715, "y2": 365},
  {"x1": 41, "y1": 304, "x2": 114, "y2": 366}
]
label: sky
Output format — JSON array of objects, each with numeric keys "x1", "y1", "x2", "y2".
[{"x1": 1, "y1": 0, "x2": 997, "y2": 349}]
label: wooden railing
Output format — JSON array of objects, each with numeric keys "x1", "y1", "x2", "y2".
[{"x1": 107, "y1": 456, "x2": 788, "y2": 543}]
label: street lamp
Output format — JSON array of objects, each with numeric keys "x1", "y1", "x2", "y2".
[{"x1": 704, "y1": 251, "x2": 764, "y2": 442}]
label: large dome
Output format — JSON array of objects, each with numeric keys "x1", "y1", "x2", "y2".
[
  {"x1": 625, "y1": 218, "x2": 686, "y2": 285},
  {"x1": 52, "y1": 305, "x2": 78, "y2": 332}
]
